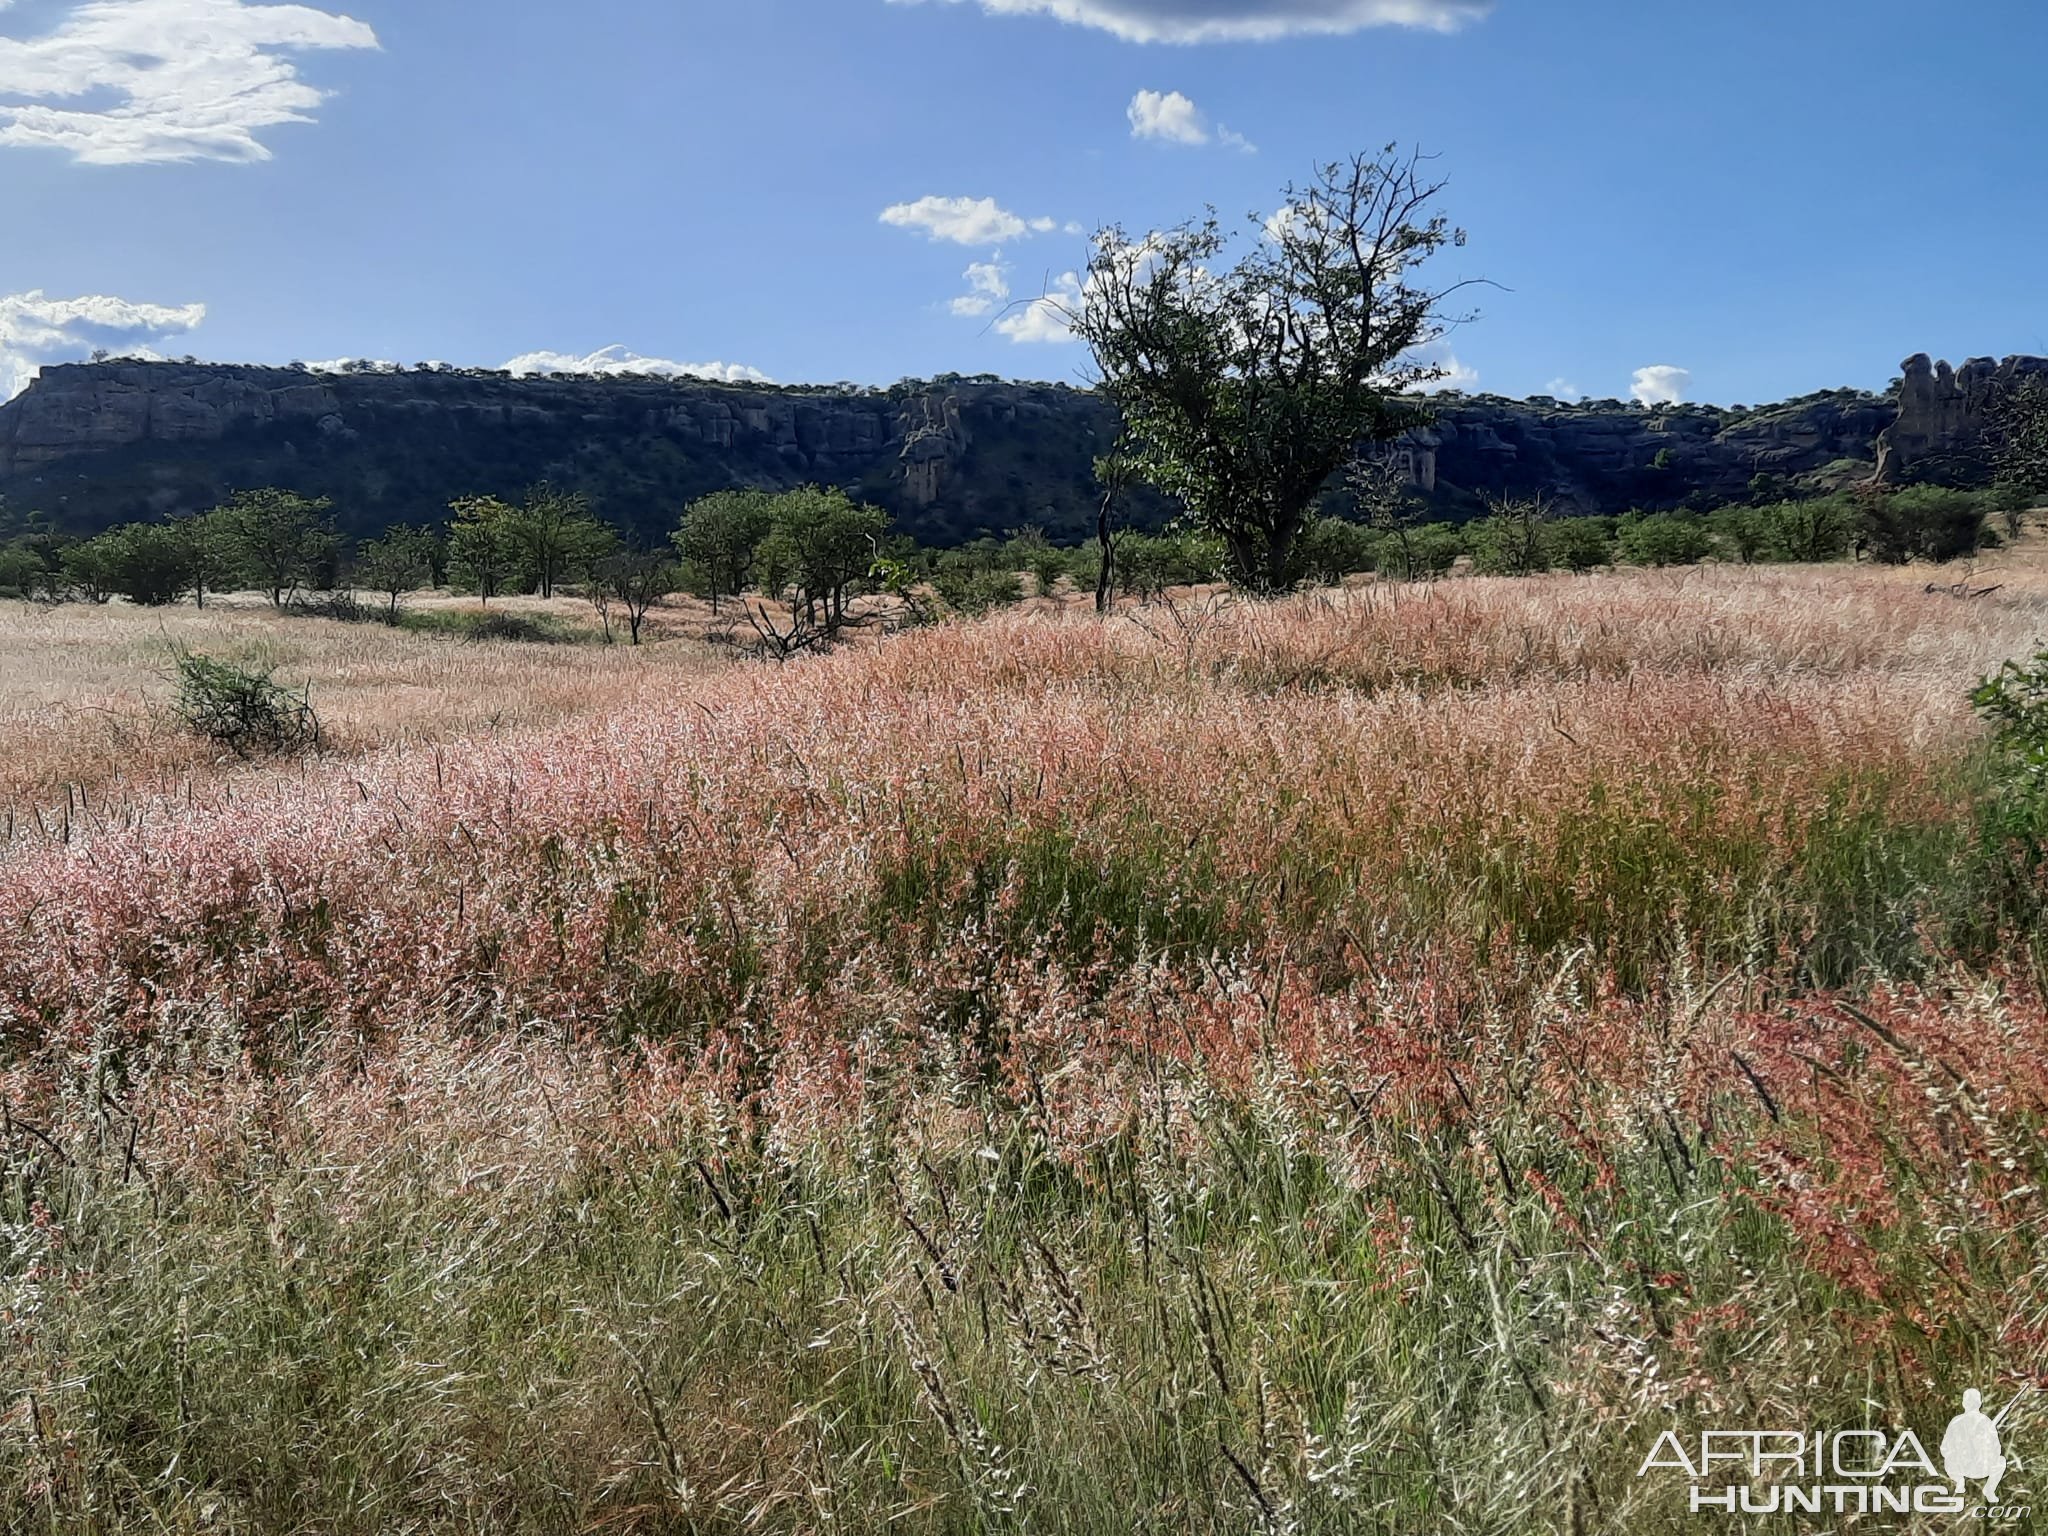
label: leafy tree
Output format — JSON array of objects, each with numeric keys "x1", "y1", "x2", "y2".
[
  {"x1": 0, "y1": 528, "x2": 69, "y2": 601},
  {"x1": 1752, "y1": 496, "x2": 1855, "y2": 563},
  {"x1": 503, "y1": 483, "x2": 609, "y2": 600},
  {"x1": 210, "y1": 488, "x2": 340, "y2": 609},
  {"x1": 97, "y1": 521, "x2": 199, "y2": 605},
  {"x1": 177, "y1": 510, "x2": 236, "y2": 610},
  {"x1": 1071, "y1": 146, "x2": 1475, "y2": 593},
  {"x1": 59, "y1": 537, "x2": 119, "y2": 604},
  {"x1": 1377, "y1": 522, "x2": 1464, "y2": 580},
  {"x1": 1004, "y1": 527, "x2": 1068, "y2": 599},
  {"x1": 447, "y1": 496, "x2": 518, "y2": 603},
  {"x1": 1114, "y1": 530, "x2": 1228, "y2": 599},
  {"x1": 932, "y1": 553, "x2": 1025, "y2": 617},
  {"x1": 0, "y1": 539, "x2": 45, "y2": 599},
  {"x1": 355, "y1": 527, "x2": 436, "y2": 623},
  {"x1": 755, "y1": 486, "x2": 889, "y2": 634},
  {"x1": 1706, "y1": 505, "x2": 1766, "y2": 563},
  {"x1": 673, "y1": 489, "x2": 773, "y2": 611}
]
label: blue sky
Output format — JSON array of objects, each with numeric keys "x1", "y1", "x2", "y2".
[{"x1": 2, "y1": 0, "x2": 2044, "y2": 406}]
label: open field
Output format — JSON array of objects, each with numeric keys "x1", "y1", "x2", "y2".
[
  {"x1": 3, "y1": 561, "x2": 2048, "y2": 1531},
  {"x1": 0, "y1": 592, "x2": 731, "y2": 842}
]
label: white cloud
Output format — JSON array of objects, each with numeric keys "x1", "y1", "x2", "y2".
[
  {"x1": 950, "y1": 259, "x2": 1011, "y2": 317},
  {"x1": 994, "y1": 272, "x2": 1081, "y2": 344},
  {"x1": 1630, "y1": 364, "x2": 1691, "y2": 406},
  {"x1": 1407, "y1": 340, "x2": 1477, "y2": 394},
  {"x1": 0, "y1": 0, "x2": 379, "y2": 166},
  {"x1": 880, "y1": 195, "x2": 1061, "y2": 245},
  {"x1": 0, "y1": 288, "x2": 206, "y2": 399},
  {"x1": 1128, "y1": 88, "x2": 1206, "y2": 144},
  {"x1": 885, "y1": 0, "x2": 1489, "y2": 44},
  {"x1": 1126, "y1": 88, "x2": 1253, "y2": 151},
  {"x1": 1544, "y1": 377, "x2": 1582, "y2": 402},
  {"x1": 501, "y1": 345, "x2": 771, "y2": 385}
]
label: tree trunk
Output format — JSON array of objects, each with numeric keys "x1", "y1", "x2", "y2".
[{"x1": 1095, "y1": 493, "x2": 1114, "y2": 615}]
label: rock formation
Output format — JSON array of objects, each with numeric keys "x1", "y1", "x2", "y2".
[
  {"x1": 0, "y1": 355, "x2": 2037, "y2": 544},
  {"x1": 1874, "y1": 353, "x2": 2048, "y2": 483}
]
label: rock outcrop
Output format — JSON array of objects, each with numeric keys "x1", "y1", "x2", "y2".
[
  {"x1": 1874, "y1": 353, "x2": 2048, "y2": 483},
  {"x1": 0, "y1": 356, "x2": 2037, "y2": 544}
]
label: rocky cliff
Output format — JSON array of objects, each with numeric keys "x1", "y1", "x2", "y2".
[{"x1": 0, "y1": 355, "x2": 2037, "y2": 544}]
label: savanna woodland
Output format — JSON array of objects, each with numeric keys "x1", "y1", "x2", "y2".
[{"x1": 6, "y1": 51, "x2": 2048, "y2": 1536}]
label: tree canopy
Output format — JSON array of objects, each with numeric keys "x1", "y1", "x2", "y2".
[{"x1": 1070, "y1": 145, "x2": 1476, "y2": 592}]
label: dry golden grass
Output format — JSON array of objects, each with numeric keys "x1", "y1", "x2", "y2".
[
  {"x1": 0, "y1": 589, "x2": 731, "y2": 835},
  {"x1": 7, "y1": 553, "x2": 2046, "y2": 846}
]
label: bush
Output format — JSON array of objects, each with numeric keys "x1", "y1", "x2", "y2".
[
  {"x1": 1378, "y1": 522, "x2": 1464, "y2": 579},
  {"x1": 170, "y1": 648, "x2": 322, "y2": 757},
  {"x1": 1002, "y1": 529, "x2": 1071, "y2": 598},
  {"x1": 1116, "y1": 531, "x2": 1227, "y2": 598},
  {"x1": 291, "y1": 590, "x2": 378, "y2": 623},
  {"x1": 1615, "y1": 512, "x2": 1712, "y2": 567},
  {"x1": 1858, "y1": 486, "x2": 1987, "y2": 565},
  {"x1": 1544, "y1": 517, "x2": 1614, "y2": 572},
  {"x1": 1465, "y1": 506, "x2": 1551, "y2": 576},
  {"x1": 1751, "y1": 496, "x2": 1856, "y2": 563},
  {"x1": 1295, "y1": 517, "x2": 1378, "y2": 585},
  {"x1": 397, "y1": 608, "x2": 582, "y2": 644},
  {"x1": 932, "y1": 559, "x2": 1025, "y2": 617}
]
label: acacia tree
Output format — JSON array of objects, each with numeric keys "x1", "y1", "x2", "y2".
[
  {"x1": 590, "y1": 544, "x2": 677, "y2": 646},
  {"x1": 354, "y1": 527, "x2": 435, "y2": 623},
  {"x1": 209, "y1": 488, "x2": 339, "y2": 609},
  {"x1": 673, "y1": 489, "x2": 773, "y2": 612},
  {"x1": 503, "y1": 483, "x2": 608, "y2": 600},
  {"x1": 754, "y1": 486, "x2": 888, "y2": 635},
  {"x1": 447, "y1": 496, "x2": 516, "y2": 603},
  {"x1": 1069, "y1": 146, "x2": 1476, "y2": 593}
]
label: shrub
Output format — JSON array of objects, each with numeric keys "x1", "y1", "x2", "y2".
[
  {"x1": 1615, "y1": 512, "x2": 1712, "y2": 566},
  {"x1": 84, "y1": 522, "x2": 199, "y2": 606},
  {"x1": 1858, "y1": 485, "x2": 1987, "y2": 564},
  {"x1": 397, "y1": 608, "x2": 581, "y2": 644},
  {"x1": 1115, "y1": 530, "x2": 1228, "y2": 598},
  {"x1": 1295, "y1": 517, "x2": 1378, "y2": 585},
  {"x1": 292, "y1": 590, "x2": 378, "y2": 623},
  {"x1": 1544, "y1": 516, "x2": 1614, "y2": 572},
  {"x1": 1379, "y1": 521, "x2": 1464, "y2": 579},
  {"x1": 932, "y1": 557, "x2": 1025, "y2": 617},
  {"x1": 1465, "y1": 497, "x2": 1552, "y2": 576},
  {"x1": 1003, "y1": 528, "x2": 1070, "y2": 598},
  {"x1": 170, "y1": 648, "x2": 322, "y2": 757},
  {"x1": 1752, "y1": 495, "x2": 1856, "y2": 563}
]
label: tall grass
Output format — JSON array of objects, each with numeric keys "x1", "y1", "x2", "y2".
[{"x1": 3, "y1": 566, "x2": 2047, "y2": 1532}]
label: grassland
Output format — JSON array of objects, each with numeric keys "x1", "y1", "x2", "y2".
[{"x1": 2, "y1": 562, "x2": 2047, "y2": 1532}]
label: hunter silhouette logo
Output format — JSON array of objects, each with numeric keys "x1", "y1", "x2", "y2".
[
  {"x1": 1638, "y1": 1385, "x2": 2035, "y2": 1518},
  {"x1": 1944, "y1": 1387, "x2": 2029, "y2": 1503}
]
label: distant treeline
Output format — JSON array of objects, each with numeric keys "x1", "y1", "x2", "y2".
[{"x1": 0, "y1": 480, "x2": 2026, "y2": 642}]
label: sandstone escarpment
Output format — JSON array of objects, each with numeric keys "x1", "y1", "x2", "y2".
[{"x1": 0, "y1": 355, "x2": 2036, "y2": 543}]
